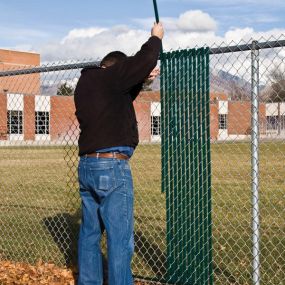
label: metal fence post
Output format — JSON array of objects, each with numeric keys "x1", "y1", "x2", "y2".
[{"x1": 251, "y1": 40, "x2": 261, "y2": 285}]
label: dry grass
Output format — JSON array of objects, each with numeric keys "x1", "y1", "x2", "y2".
[{"x1": 0, "y1": 142, "x2": 284, "y2": 284}]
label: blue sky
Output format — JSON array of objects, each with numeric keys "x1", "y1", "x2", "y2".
[{"x1": 0, "y1": 0, "x2": 284, "y2": 61}]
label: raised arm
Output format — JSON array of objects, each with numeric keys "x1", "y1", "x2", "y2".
[{"x1": 117, "y1": 22, "x2": 164, "y2": 92}]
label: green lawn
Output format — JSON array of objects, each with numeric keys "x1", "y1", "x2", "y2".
[{"x1": 0, "y1": 142, "x2": 284, "y2": 285}]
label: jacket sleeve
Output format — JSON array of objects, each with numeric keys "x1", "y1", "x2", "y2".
[{"x1": 117, "y1": 36, "x2": 162, "y2": 92}]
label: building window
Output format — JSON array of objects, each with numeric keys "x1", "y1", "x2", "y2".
[
  {"x1": 267, "y1": 115, "x2": 285, "y2": 130},
  {"x1": 219, "y1": 114, "x2": 227, "y2": 130},
  {"x1": 266, "y1": 116, "x2": 278, "y2": 130},
  {"x1": 35, "y1": 111, "x2": 50, "y2": 135},
  {"x1": 7, "y1": 110, "x2": 23, "y2": 134},
  {"x1": 151, "y1": 116, "x2": 161, "y2": 136}
]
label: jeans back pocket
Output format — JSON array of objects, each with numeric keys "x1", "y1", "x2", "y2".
[{"x1": 89, "y1": 166, "x2": 115, "y2": 192}]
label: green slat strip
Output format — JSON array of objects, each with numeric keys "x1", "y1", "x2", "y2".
[
  {"x1": 201, "y1": 48, "x2": 207, "y2": 284},
  {"x1": 189, "y1": 49, "x2": 195, "y2": 284},
  {"x1": 205, "y1": 48, "x2": 213, "y2": 285},
  {"x1": 169, "y1": 51, "x2": 175, "y2": 279},
  {"x1": 173, "y1": 51, "x2": 178, "y2": 280},
  {"x1": 161, "y1": 48, "x2": 212, "y2": 285},
  {"x1": 174, "y1": 51, "x2": 179, "y2": 280},
  {"x1": 161, "y1": 51, "x2": 166, "y2": 194},
  {"x1": 197, "y1": 48, "x2": 202, "y2": 283},
  {"x1": 194, "y1": 48, "x2": 198, "y2": 282},
  {"x1": 180, "y1": 50, "x2": 187, "y2": 282},
  {"x1": 176, "y1": 51, "x2": 183, "y2": 280}
]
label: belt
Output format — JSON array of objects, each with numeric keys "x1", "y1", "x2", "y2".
[{"x1": 84, "y1": 152, "x2": 129, "y2": 160}]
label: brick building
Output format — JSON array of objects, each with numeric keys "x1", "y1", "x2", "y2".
[
  {"x1": 1, "y1": 90, "x2": 284, "y2": 145},
  {"x1": 0, "y1": 49, "x2": 40, "y2": 95},
  {"x1": 0, "y1": 48, "x2": 284, "y2": 144},
  {"x1": 0, "y1": 49, "x2": 40, "y2": 141}
]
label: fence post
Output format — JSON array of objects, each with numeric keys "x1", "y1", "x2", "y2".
[{"x1": 251, "y1": 40, "x2": 261, "y2": 285}]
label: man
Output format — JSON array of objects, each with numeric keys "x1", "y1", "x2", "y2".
[{"x1": 74, "y1": 22, "x2": 164, "y2": 285}]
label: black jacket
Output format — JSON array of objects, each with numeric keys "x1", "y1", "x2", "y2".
[{"x1": 74, "y1": 36, "x2": 162, "y2": 156}]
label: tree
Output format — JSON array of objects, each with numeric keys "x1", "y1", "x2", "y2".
[
  {"x1": 142, "y1": 79, "x2": 153, "y2": 91},
  {"x1": 57, "y1": 82, "x2": 74, "y2": 96},
  {"x1": 267, "y1": 67, "x2": 285, "y2": 135},
  {"x1": 229, "y1": 81, "x2": 250, "y2": 101},
  {"x1": 268, "y1": 67, "x2": 285, "y2": 102}
]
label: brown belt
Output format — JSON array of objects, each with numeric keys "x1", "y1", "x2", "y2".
[{"x1": 84, "y1": 152, "x2": 129, "y2": 160}]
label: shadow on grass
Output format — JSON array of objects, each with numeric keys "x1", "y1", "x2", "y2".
[
  {"x1": 42, "y1": 209, "x2": 80, "y2": 267},
  {"x1": 213, "y1": 263, "x2": 238, "y2": 284},
  {"x1": 134, "y1": 230, "x2": 166, "y2": 277},
  {"x1": 42, "y1": 215, "x2": 237, "y2": 284},
  {"x1": 134, "y1": 230, "x2": 237, "y2": 284},
  {"x1": 42, "y1": 209, "x2": 80, "y2": 283},
  {"x1": 42, "y1": 209, "x2": 110, "y2": 284}
]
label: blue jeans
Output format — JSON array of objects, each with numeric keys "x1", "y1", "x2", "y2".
[{"x1": 77, "y1": 156, "x2": 134, "y2": 285}]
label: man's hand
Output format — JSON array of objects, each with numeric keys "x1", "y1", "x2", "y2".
[
  {"x1": 151, "y1": 22, "x2": 164, "y2": 40},
  {"x1": 147, "y1": 67, "x2": 160, "y2": 81}
]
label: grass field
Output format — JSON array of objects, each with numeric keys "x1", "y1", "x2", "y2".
[{"x1": 0, "y1": 142, "x2": 284, "y2": 285}]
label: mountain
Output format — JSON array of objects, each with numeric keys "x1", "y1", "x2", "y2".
[{"x1": 210, "y1": 70, "x2": 252, "y2": 100}]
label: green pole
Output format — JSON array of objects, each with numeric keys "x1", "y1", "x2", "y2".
[
  {"x1": 152, "y1": 0, "x2": 160, "y2": 23},
  {"x1": 152, "y1": 0, "x2": 163, "y2": 53}
]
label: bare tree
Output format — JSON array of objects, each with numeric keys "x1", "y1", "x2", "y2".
[
  {"x1": 57, "y1": 82, "x2": 74, "y2": 96},
  {"x1": 267, "y1": 66, "x2": 285, "y2": 135},
  {"x1": 268, "y1": 67, "x2": 285, "y2": 102},
  {"x1": 229, "y1": 81, "x2": 249, "y2": 101}
]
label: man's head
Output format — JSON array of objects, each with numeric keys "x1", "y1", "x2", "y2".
[{"x1": 100, "y1": 51, "x2": 127, "y2": 68}]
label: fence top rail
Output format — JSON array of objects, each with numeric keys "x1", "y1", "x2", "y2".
[
  {"x1": 0, "y1": 39, "x2": 284, "y2": 77},
  {"x1": 209, "y1": 39, "x2": 285, "y2": 55},
  {"x1": 0, "y1": 61, "x2": 100, "y2": 77}
]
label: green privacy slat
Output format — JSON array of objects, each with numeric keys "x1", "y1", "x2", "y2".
[
  {"x1": 161, "y1": 52, "x2": 166, "y2": 194},
  {"x1": 197, "y1": 49, "x2": 203, "y2": 283},
  {"x1": 205, "y1": 48, "x2": 213, "y2": 285},
  {"x1": 161, "y1": 47, "x2": 212, "y2": 285},
  {"x1": 173, "y1": 51, "x2": 180, "y2": 281},
  {"x1": 182, "y1": 49, "x2": 187, "y2": 283},
  {"x1": 180, "y1": 50, "x2": 187, "y2": 282},
  {"x1": 201, "y1": 48, "x2": 207, "y2": 283},
  {"x1": 187, "y1": 49, "x2": 192, "y2": 281},
  {"x1": 203, "y1": 47, "x2": 211, "y2": 284},
  {"x1": 176, "y1": 51, "x2": 183, "y2": 280},
  {"x1": 193, "y1": 48, "x2": 200, "y2": 284},
  {"x1": 168, "y1": 51, "x2": 175, "y2": 279},
  {"x1": 188, "y1": 49, "x2": 195, "y2": 284}
]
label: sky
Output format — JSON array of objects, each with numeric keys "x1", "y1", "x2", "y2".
[{"x1": 0, "y1": 0, "x2": 285, "y2": 62}]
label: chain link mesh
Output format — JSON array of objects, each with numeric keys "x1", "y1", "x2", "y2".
[{"x1": 0, "y1": 35, "x2": 284, "y2": 285}]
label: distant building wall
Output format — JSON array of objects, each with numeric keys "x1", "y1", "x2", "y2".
[
  {"x1": 210, "y1": 103, "x2": 219, "y2": 140},
  {"x1": 228, "y1": 101, "x2": 252, "y2": 136},
  {"x1": 0, "y1": 92, "x2": 7, "y2": 140},
  {"x1": 50, "y1": 96, "x2": 77, "y2": 142},
  {"x1": 24, "y1": 95, "x2": 35, "y2": 140},
  {"x1": 0, "y1": 90, "x2": 282, "y2": 144},
  {"x1": 134, "y1": 91, "x2": 160, "y2": 143},
  {"x1": 0, "y1": 49, "x2": 40, "y2": 95}
]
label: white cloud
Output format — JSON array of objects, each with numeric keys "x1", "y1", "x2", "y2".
[
  {"x1": 177, "y1": 10, "x2": 217, "y2": 32},
  {"x1": 134, "y1": 10, "x2": 217, "y2": 33},
  {"x1": 224, "y1": 28, "x2": 255, "y2": 43},
  {"x1": 38, "y1": 9, "x2": 219, "y2": 61},
  {"x1": 32, "y1": 9, "x2": 285, "y2": 62},
  {"x1": 40, "y1": 25, "x2": 150, "y2": 62},
  {"x1": 61, "y1": 27, "x2": 108, "y2": 43}
]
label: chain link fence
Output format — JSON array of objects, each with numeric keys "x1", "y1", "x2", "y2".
[{"x1": 0, "y1": 35, "x2": 284, "y2": 285}]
